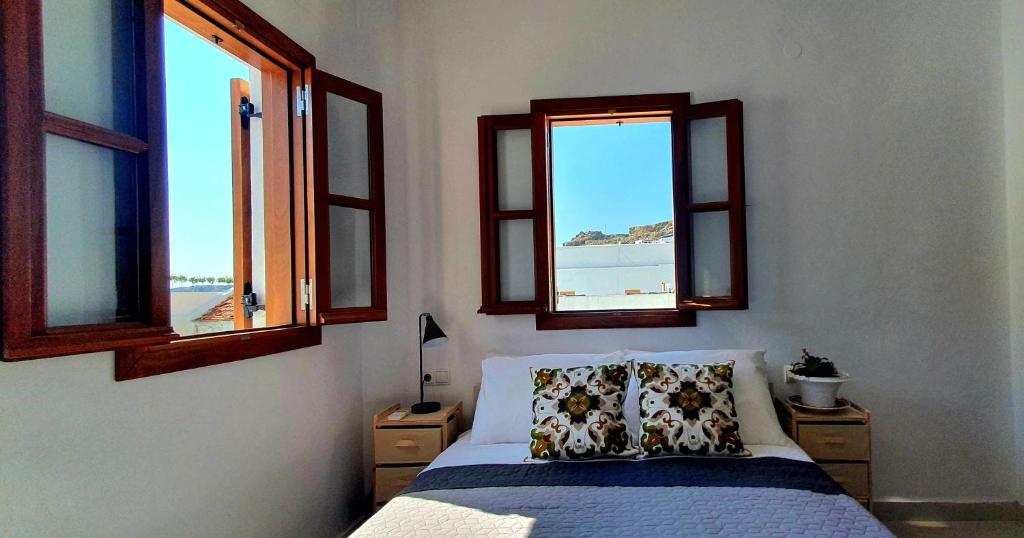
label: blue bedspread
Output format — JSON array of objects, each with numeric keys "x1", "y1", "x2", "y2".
[
  {"x1": 355, "y1": 456, "x2": 894, "y2": 537},
  {"x1": 404, "y1": 457, "x2": 844, "y2": 496}
]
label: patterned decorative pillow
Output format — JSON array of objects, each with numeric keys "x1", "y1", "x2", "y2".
[
  {"x1": 529, "y1": 362, "x2": 638, "y2": 460},
  {"x1": 636, "y1": 360, "x2": 750, "y2": 457}
]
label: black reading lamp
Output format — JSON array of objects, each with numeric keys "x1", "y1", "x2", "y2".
[{"x1": 412, "y1": 313, "x2": 447, "y2": 414}]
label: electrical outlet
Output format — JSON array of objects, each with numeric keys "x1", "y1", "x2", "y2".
[
  {"x1": 783, "y1": 364, "x2": 796, "y2": 384},
  {"x1": 423, "y1": 369, "x2": 450, "y2": 386}
]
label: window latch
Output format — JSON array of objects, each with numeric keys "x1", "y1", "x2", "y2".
[
  {"x1": 238, "y1": 96, "x2": 262, "y2": 130},
  {"x1": 242, "y1": 282, "x2": 265, "y2": 319}
]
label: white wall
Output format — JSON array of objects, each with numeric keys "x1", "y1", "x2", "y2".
[
  {"x1": 1, "y1": 333, "x2": 364, "y2": 536},
  {"x1": 392, "y1": 0, "x2": 1016, "y2": 502},
  {"x1": 1002, "y1": 0, "x2": 1024, "y2": 504},
  {"x1": 1, "y1": 1, "x2": 419, "y2": 536},
  {"x1": 5, "y1": 3, "x2": 1021, "y2": 535}
]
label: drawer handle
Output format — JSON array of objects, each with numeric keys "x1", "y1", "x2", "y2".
[
  {"x1": 821, "y1": 436, "x2": 847, "y2": 445},
  {"x1": 394, "y1": 439, "x2": 422, "y2": 448}
]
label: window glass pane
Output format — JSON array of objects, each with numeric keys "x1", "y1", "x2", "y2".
[
  {"x1": 692, "y1": 211, "x2": 731, "y2": 297},
  {"x1": 498, "y1": 219, "x2": 535, "y2": 301},
  {"x1": 326, "y1": 94, "x2": 370, "y2": 199},
  {"x1": 689, "y1": 116, "x2": 728, "y2": 203},
  {"x1": 164, "y1": 17, "x2": 279, "y2": 336},
  {"x1": 42, "y1": 0, "x2": 134, "y2": 132},
  {"x1": 496, "y1": 129, "x2": 532, "y2": 210},
  {"x1": 46, "y1": 135, "x2": 137, "y2": 326},
  {"x1": 329, "y1": 207, "x2": 372, "y2": 308},
  {"x1": 551, "y1": 120, "x2": 676, "y2": 311}
]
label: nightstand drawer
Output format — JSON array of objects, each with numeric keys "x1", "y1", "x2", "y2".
[
  {"x1": 375, "y1": 428, "x2": 442, "y2": 464},
  {"x1": 798, "y1": 424, "x2": 869, "y2": 460},
  {"x1": 375, "y1": 466, "x2": 425, "y2": 503},
  {"x1": 819, "y1": 463, "x2": 870, "y2": 498}
]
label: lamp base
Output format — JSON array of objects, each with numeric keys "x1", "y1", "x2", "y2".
[{"x1": 411, "y1": 401, "x2": 441, "y2": 414}]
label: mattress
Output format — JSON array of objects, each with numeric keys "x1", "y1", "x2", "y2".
[{"x1": 353, "y1": 431, "x2": 893, "y2": 537}]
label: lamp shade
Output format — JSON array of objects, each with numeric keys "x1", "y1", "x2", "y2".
[{"x1": 421, "y1": 315, "x2": 447, "y2": 347}]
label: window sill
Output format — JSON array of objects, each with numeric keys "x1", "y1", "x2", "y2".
[
  {"x1": 535, "y1": 309, "x2": 696, "y2": 330},
  {"x1": 3, "y1": 325, "x2": 176, "y2": 361},
  {"x1": 114, "y1": 325, "x2": 322, "y2": 380},
  {"x1": 681, "y1": 296, "x2": 749, "y2": 310},
  {"x1": 478, "y1": 302, "x2": 546, "y2": 315}
]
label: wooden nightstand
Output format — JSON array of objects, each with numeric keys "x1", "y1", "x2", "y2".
[
  {"x1": 775, "y1": 397, "x2": 873, "y2": 510},
  {"x1": 372, "y1": 402, "x2": 463, "y2": 509}
]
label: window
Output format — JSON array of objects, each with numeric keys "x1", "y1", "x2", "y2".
[
  {"x1": 163, "y1": 13, "x2": 291, "y2": 337},
  {"x1": 1, "y1": 0, "x2": 388, "y2": 377},
  {"x1": 478, "y1": 94, "x2": 747, "y2": 329}
]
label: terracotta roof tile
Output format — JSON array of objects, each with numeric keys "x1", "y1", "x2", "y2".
[{"x1": 196, "y1": 296, "x2": 234, "y2": 322}]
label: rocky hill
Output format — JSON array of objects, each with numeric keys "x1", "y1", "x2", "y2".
[{"x1": 563, "y1": 220, "x2": 673, "y2": 246}]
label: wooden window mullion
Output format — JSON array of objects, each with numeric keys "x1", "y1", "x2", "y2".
[
  {"x1": 725, "y1": 99, "x2": 748, "y2": 309},
  {"x1": 530, "y1": 111, "x2": 552, "y2": 312},
  {"x1": 671, "y1": 100, "x2": 694, "y2": 307},
  {"x1": 41, "y1": 113, "x2": 149, "y2": 153}
]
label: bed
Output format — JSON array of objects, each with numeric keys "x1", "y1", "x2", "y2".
[
  {"x1": 352, "y1": 431, "x2": 893, "y2": 537},
  {"x1": 355, "y1": 350, "x2": 893, "y2": 536}
]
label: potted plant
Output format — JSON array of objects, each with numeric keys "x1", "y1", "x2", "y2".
[{"x1": 789, "y1": 349, "x2": 850, "y2": 407}]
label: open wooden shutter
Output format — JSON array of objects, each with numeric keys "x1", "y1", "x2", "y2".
[
  {"x1": 1, "y1": 0, "x2": 173, "y2": 360},
  {"x1": 477, "y1": 114, "x2": 547, "y2": 314},
  {"x1": 309, "y1": 69, "x2": 387, "y2": 324},
  {"x1": 678, "y1": 99, "x2": 748, "y2": 310}
]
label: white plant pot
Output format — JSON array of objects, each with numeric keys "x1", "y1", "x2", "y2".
[{"x1": 792, "y1": 372, "x2": 850, "y2": 407}]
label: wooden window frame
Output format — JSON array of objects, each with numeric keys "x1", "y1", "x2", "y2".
[
  {"x1": 113, "y1": 0, "x2": 323, "y2": 380},
  {"x1": 309, "y1": 71, "x2": 388, "y2": 324},
  {"x1": 533, "y1": 93, "x2": 696, "y2": 330},
  {"x1": 2, "y1": 0, "x2": 391, "y2": 376},
  {"x1": 476, "y1": 93, "x2": 747, "y2": 330},
  {"x1": 1, "y1": 0, "x2": 174, "y2": 360}
]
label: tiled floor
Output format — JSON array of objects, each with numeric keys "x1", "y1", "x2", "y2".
[{"x1": 883, "y1": 520, "x2": 1024, "y2": 537}]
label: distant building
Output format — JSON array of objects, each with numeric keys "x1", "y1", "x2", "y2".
[
  {"x1": 192, "y1": 296, "x2": 236, "y2": 335},
  {"x1": 553, "y1": 242, "x2": 675, "y2": 310},
  {"x1": 170, "y1": 284, "x2": 234, "y2": 336}
]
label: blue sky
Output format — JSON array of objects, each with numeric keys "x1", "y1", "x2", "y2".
[
  {"x1": 551, "y1": 121, "x2": 674, "y2": 245},
  {"x1": 164, "y1": 16, "x2": 672, "y2": 271},
  {"x1": 164, "y1": 18, "x2": 250, "y2": 278}
]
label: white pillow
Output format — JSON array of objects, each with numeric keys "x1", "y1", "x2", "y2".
[
  {"x1": 624, "y1": 349, "x2": 790, "y2": 447},
  {"x1": 472, "y1": 351, "x2": 637, "y2": 445}
]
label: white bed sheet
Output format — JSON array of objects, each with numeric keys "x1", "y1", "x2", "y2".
[{"x1": 426, "y1": 429, "x2": 811, "y2": 472}]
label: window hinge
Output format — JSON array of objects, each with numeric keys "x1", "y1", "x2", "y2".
[
  {"x1": 300, "y1": 279, "x2": 313, "y2": 310},
  {"x1": 295, "y1": 84, "x2": 311, "y2": 116}
]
